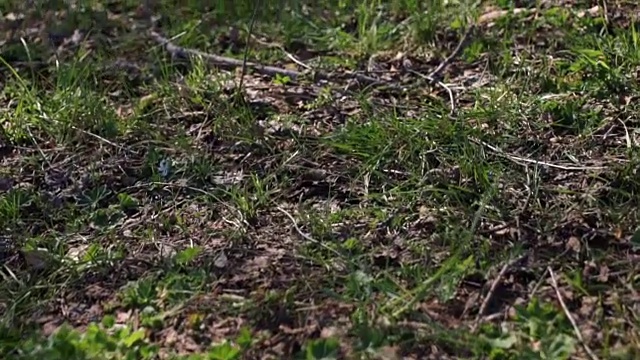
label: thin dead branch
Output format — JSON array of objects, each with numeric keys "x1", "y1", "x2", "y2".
[
  {"x1": 276, "y1": 205, "x2": 343, "y2": 258},
  {"x1": 406, "y1": 25, "x2": 476, "y2": 114},
  {"x1": 150, "y1": 23, "x2": 476, "y2": 100},
  {"x1": 472, "y1": 253, "x2": 527, "y2": 332},
  {"x1": 548, "y1": 267, "x2": 600, "y2": 360},
  {"x1": 426, "y1": 25, "x2": 475, "y2": 82},
  {"x1": 470, "y1": 137, "x2": 607, "y2": 171},
  {"x1": 249, "y1": 34, "x2": 311, "y2": 69},
  {"x1": 149, "y1": 31, "x2": 392, "y2": 89},
  {"x1": 408, "y1": 69, "x2": 456, "y2": 114}
]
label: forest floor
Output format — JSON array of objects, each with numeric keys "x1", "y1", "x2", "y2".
[{"x1": 1, "y1": 1, "x2": 640, "y2": 359}]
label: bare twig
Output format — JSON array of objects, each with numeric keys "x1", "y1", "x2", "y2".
[
  {"x1": 408, "y1": 69, "x2": 456, "y2": 114},
  {"x1": 249, "y1": 34, "x2": 311, "y2": 69},
  {"x1": 150, "y1": 31, "x2": 301, "y2": 78},
  {"x1": 406, "y1": 25, "x2": 476, "y2": 114},
  {"x1": 472, "y1": 253, "x2": 527, "y2": 332},
  {"x1": 470, "y1": 137, "x2": 607, "y2": 171},
  {"x1": 548, "y1": 267, "x2": 600, "y2": 360},
  {"x1": 427, "y1": 25, "x2": 475, "y2": 82},
  {"x1": 276, "y1": 205, "x2": 343, "y2": 258},
  {"x1": 149, "y1": 31, "x2": 392, "y2": 89},
  {"x1": 438, "y1": 80, "x2": 456, "y2": 114},
  {"x1": 150, "y1": 23, "x2": 475, "y2": 107}
]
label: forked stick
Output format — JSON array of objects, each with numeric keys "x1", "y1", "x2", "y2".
[{"x1": 149, "y1": 31, "x2": 390, "y2": 88}]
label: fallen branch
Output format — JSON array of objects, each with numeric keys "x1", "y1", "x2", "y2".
[
  {"x1": 426, "y1": 25, "x2": 475, "y2": 82},
  {"x1": 472, "y1": 253, "x2": 527, "y2": 332},
  {"x1": 149, "y1": 24, "x2": 475, "y2": 109},
  {"x1": 249, "y1": 34, "x2": 311, "y2": 70},
  {"x1": 276, "y1": 205, "x2": 343, "y2": 258},
  {"x1": 149, "y1": 31, "x2": 392, "y2": 89},
  {"x1": 470, "y1": 137, "x2": 607, "y2": 171},
  {"x1": 408, "y1": 69, "x2": 456, "y2": 114},
  {"x1": 402, "y1": 24, "x2": 475, "y2": 114},
  {"x1": 548, "y1": 267, "x2": 600, "y2": 360}
]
